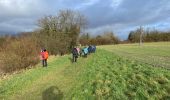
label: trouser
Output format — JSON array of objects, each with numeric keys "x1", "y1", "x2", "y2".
[
  {"x1": 72, "y1": 55, "x2": 77, "y2": 62},
  {"x1": 42, "y1": 59, "x2": 47, "y2": 67},
  {"x1": 84, "y1": 53, "x2": 87, "y2": 58},
  {"x1": 80, "y1": 52, "x2": 82, "y2": 57},
  {"x1": 83, "y1": 51, "x2": 87, "y2": 57}
]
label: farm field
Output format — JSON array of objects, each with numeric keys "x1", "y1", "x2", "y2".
[
  {"x1": 0, "y1": 42, "x2": 170, "y2": 100},
  {"x1": 98, "y1": 42, "x2": 170, "y2": 69}
]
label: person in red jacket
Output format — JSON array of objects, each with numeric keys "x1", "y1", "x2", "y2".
[
  {"x1": 40, "y1": 49, "x2": 49, "y2": 67},
  {"x1": 43, "y1": 49, "x2": 49, "y2": 67}
]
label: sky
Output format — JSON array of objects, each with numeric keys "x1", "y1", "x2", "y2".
[{"x1": 0, "y1": 0, "x2": 170, "y2": 39}]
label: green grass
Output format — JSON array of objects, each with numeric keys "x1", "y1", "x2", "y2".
[
  {"x1": 98, "y1": 42, "x2": 170, "y2": 69},
  {"x1": 0, "y1": 43, "x2": 170, "y2": 100},
  {"x1": 70, "y1": 49, "x2": 170, "y2": 100}
]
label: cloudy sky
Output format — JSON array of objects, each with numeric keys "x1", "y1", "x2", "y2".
[{"x1": 0, "y1": 0, "x2": 170, "y2": 39}]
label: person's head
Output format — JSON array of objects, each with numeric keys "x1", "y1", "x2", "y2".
[{"x1": 44, "y1": 49, "x2": 46, "y2": 52}]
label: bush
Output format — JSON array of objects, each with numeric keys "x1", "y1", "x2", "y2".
[{"x1": 0, "y1": 37, "x2": 40, "y2": 73}]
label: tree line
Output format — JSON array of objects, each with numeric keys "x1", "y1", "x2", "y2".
[
  {"x1": 128, "y1": 27, "x2": 170, "y2": 43},
  {"x1": 79, "y1": 32, "x2": 120, "y2": 46}
]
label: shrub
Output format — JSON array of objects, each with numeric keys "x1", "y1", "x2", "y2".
[{"x1": 0, "y1": 37, "x2": 40, "y2": 73}]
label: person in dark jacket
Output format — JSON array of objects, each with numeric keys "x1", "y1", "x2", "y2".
[
  {"x1": 72, "y1": 47, "x2": 78, "y2": 62},
  {"x1": 92, "y1": 45, "x2": 96, "y2": 53},
  {"x1": 88, "y1": 45, "x2": 92, "y2": 54}
]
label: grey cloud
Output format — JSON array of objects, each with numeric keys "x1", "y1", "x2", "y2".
[
  {"x1": 79, "y1": 0, "x2": 170, "y2": 39},
  {"x1": 0, "y1": 0, "x2": 170, "y2": 39},
  {"x1": 83, "y1": 0, "x2": 170, "y2": 28}
]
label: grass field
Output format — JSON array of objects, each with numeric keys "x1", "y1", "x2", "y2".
[
  {"x1": 98, "y1": 42, "x2": 170, "y2": 69},
  {"x1": 0, "y1": 42, "x2": 170, "y2": 100}
]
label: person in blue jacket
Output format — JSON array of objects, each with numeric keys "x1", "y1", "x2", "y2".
[{"x1": 82, "y1": 47, "x2": 88, "y2": 57}]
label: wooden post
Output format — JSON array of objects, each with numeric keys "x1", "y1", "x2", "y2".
[{"x1": 139, "y1": 26, "x2": 143, "y2": 46}]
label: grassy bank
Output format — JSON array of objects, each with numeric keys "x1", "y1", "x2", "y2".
[{"x1": 0, "y1": 46, "x2": 170, "y2": 99}]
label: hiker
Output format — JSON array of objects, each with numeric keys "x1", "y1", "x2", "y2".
[
  {"x1": 40, "y1": 49, "x2": 44, "y2": 67},
  {"x1": 79, "y1": 48, "x2": 82, "y2": 57},
  {"x1": 76, "y1": 47, "x2": 80, "y2": 56},
  {"x1": 41, "y1": 49, "x2": 49, "y2": 67},
  {"x1": 92, "y1": 45, "x2": 96, "y2": 53},
  {"x1": 88, "y1": 45, "x2": 92, "y2": 54},
  {"x1": 82, "y1": 47, "x2": 88, "y2": 57},
  {"x1": 72, "y1": 47, "x2": 78, "y2": 62}
]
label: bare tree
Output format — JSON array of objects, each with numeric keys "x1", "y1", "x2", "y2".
[{"x1": 36, "y1": 9, "x2": 87, "y2": 55}]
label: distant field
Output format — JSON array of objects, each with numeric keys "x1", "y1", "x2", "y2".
[
  {"x1": 98, "y1": 42, "x2": 170, "y2": 69},
  {"x1": 0, "y1": 48, "x2": 170, "y2": 99}
]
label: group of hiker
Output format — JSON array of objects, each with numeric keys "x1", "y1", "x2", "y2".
[
  {"x1": 72, "y1": 45, "x2": 97, "y2": 62},
  {"x1": 40, "y1": 45, "x2": 96, "y2": 67}
]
